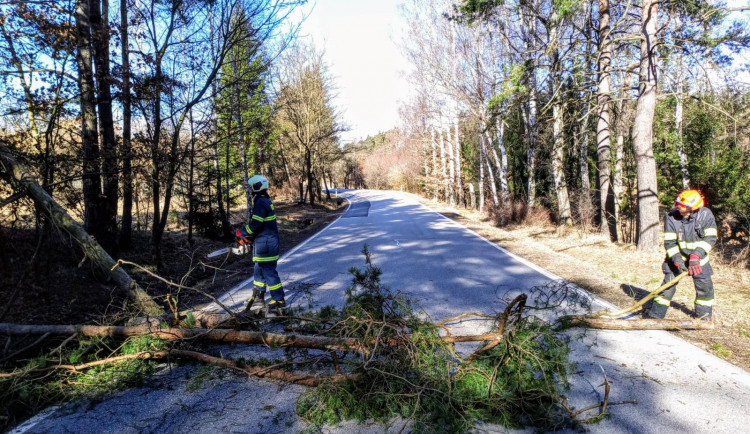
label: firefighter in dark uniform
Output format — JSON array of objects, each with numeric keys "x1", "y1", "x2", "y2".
[
  {"x1": 236, "y1": 175, "x2": 286, "y2": 315},
  {"x1": 645, "y1": 189, "x2": 717, "y2": 321}
]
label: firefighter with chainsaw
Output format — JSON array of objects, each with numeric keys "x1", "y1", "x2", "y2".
[
  {"x1": 645, "y1": 189, "x2": 717, "y2": 321},
  {"x1": 236, "y1": 175, "x2": 286, "y2": 315}
]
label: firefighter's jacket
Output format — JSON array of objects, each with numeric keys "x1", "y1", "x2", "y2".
[
  {"x1": 664, "y1": 207, "x2": 717, "y2": 266},
  {"x1": 240, "y1": 192, "x2": 279, "y2": 263}
]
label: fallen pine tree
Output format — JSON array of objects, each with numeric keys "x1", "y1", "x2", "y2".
[{"x1": 1, "y1": 247, "x2": 639, "y2": 432}]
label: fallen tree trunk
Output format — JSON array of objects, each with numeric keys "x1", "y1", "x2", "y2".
[
  {"x1": 559, "y1": 316, "x2": 714, "y2": 330},
  {"x1": 0, "y1": 145, "x2": 162, "y2": 316},
  {"x1": 0, "y1": 320, "x2": 533, "y2": 355}
]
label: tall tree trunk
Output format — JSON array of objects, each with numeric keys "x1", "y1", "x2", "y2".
[
  {"x1": 614, "y1": 72, "x2": 633, "y2": 238},
  {"x1": 430, "y1": 127, "x2": 438, "y2": 200},
  {"x1": 579, "y1": 98, "x2": 591, "y2": 196},
  {"x1": 90, "y1": 0, "x2": 119, "y2": 255},
  {"x1": 552, "y1": 100, "x2": 572, "y2": 225},
  {"x1": 478, "y1": 132, "x2": 485, "y2": 211},
  {"x1": 187, "y1": 109, "x2": 196, "y2": 243},
  {"x1": 438, "y1": 127, "x2": 448, "y2": 202},
  {"x1": 446, "y1": 126, "x2": 456, "y2": 207},
  {"x1": 493, "y1": 119, "x2": 509, "y2": 196},
  {"x1": 549, "y1": 21, "x2": 572, "y2": 226},
  {"x1": 523, "y1": 12, "x2": 538, "y2": 206},
  {"x1": 74, "y1": 0, "x2": 103, "y2": 243},
  {"x1": 674, "y1": 24, "x2": 690, "y2": 189},
  {"x1": 213, "y1": 138, "x2": 230, "y2": 238},
  {"x1": 632, "y1": 0, "x2": 661, "y2": 251},
  {"x1": 597, "y1": 0, "x2": 616, "y2": 240},
  {"x1": 119, "y1": 0, "x2": 134, "y2": 249},
  {"x1": 453, "y1": 111, "x2": 464, "y2": 207},
  {"x1": 225, "y1": 120, "x2": 231, "y2": 220},
  {"x1": 482, "y1": 130, "x2": 498, "y2": 207},
  {"x1": 306, "y1": 148, "x2": 315, "y2": 206}
]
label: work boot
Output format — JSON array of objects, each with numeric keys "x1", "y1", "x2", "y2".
[
  {"x1": 267, "y1": 299, "x2": 286, "y2": 317},
  {"x1": 243, "y1": 290, "x2": 265, "y2": 314},
  {"x1": 693, "y1": 311, "x2": 714, "y2": 327}
]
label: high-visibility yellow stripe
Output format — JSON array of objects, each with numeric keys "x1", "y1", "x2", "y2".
[
  {"x1": 263, "y1": 215, "x2": 276, "y2": 221},
  {"x1": 268, "y1": 283, "x2": 283, "y2": 291},
  {"x1": 695, "y1": 241, "x2": 713, "y2": 253},
  {"x1": 254, "y1": 255, "x2": 279, "y2": 262},
  {"x1": 666, "y1": 247, "x2": 680, "y2": 257},
  {"x1": 704, "y1": 228, "x2": 717, "y2": 236},
  {"x1": 695, "y1": 298, "x2": 714, "y2": 307},
  {"x1": 654, "y1": 296, "x2": 671, "y2": 306},
  {"x1": 253, "y1": 281, "x2": 266, "y2": 288},
  {"x1": 244, "y1": 224, "x2": 253, "y2": 234},
  {"x1": 252, "y1": 215, "x2": 264, "y2": 222},
  {"x1": 664, "y1": 232, "x2": 678, "y2": 240}
]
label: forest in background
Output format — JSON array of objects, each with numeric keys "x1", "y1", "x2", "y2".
[
  {"x1": 350, "y1": 0, "x2": 750, "y2": 261},
  {"x1": 0, "y1": 0, "x2": 749, "y2": 316}
]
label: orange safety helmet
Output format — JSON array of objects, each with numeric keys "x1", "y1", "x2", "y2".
[{"x1": 675, "y1": 189, "x2": 705, "y2": 213}]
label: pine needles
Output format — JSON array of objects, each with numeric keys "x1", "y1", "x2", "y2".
[{"x1": 297, "y1": 245, "x2": 573, "y2": 432}]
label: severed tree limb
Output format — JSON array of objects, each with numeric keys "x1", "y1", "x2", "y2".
[
  {"x1": 464, "y1": 294, "x2": 527, "y2": 363},
  {"x1": 0, "y1": 321, "x2": 533, "y2": 355},
  {"x1": 1, "y1": 349, "x2": 357, "y2": 386},
  {"x1": 589, "y1": 272, "x2": 688, "y2": 318},
  {"x1": 0, "y1": 323, "x2": 368, "y2": 355},
  {"x1": 0, "y1": 145, "x2": 163, "y2": 316},
  {"x1": 114, "y1": 259, "x2": 238, "y2": 324},
  {"x1": 558, "y1": 316, "x2": 714, "y2": 330}
]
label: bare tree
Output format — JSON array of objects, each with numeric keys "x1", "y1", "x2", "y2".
[{"x1": 274, "y1": 43, "x2": 343, "y2": 206}]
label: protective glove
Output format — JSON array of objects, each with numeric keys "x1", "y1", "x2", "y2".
[
  {"x1": 671, "y1": 256, "x2": 688, "y2": 273},
  {"x1": 688, "y1": 253, "x2": 702, "y2": 276}
]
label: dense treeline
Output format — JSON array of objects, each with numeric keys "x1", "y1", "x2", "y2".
[
  {"x1": 1, "y1": 0, "x2": 749, "y2": 293},
  {"x1": 353, "y1": 0, "x2": 749, "y2": 258},
  {"x1": 0, "y1": 0, "x2": 346, "y2": 273}
]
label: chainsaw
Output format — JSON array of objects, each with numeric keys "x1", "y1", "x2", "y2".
[{"x1": 206, "y1": 241, "x2": 251, "y2": 258}]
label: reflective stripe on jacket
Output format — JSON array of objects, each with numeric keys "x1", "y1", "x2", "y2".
[
  {"x1": 663, "y1": 207, "x2": 717, "y2": 266},
  {"x1": 239, "y1": 193, "x2": 279, "y2": 262}
]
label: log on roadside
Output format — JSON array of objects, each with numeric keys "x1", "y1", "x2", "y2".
[
  {"x1": 559, "y1": 316, "x2": 715, "y2": 330},
  {"x1": 0, "y1": 323, "x2": 366, "y2": 354},
  {"x1": 0, "y1": 320, "x2": 532, "y2": 356},
  {"x1": 0, "y1": 145, "x2": 163, "y2": 316}
]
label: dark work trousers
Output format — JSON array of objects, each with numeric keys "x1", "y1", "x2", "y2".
[
  {"x1": 253, "y1": 261, "x2": 284, "y2": 302},
  {"x1": 646, "y1": 260, "x2": 714, "y2": 319}
]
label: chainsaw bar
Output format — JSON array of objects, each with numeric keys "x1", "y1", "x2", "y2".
[{"x1": 206, "y1": 246, "x2": 247, "y2": 258}]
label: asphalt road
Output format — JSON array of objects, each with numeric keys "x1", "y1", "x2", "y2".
[{"x1": 14, "y1": 189, "x2": 750, "y2": 433}]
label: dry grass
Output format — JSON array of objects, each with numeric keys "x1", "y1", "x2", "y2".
[{"x1": 415, "y1": 196, "x2": 750, "y2": 371}]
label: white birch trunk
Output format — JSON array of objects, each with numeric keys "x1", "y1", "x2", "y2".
[
  {"x1": 483, "y1": 131, "x2": 499, "y2": 206},
  {"x1": 597, "y1": 0, "x2": 614, "y2": 238},
  {"x1": 494, "y1": 119, "x2": 509, "y2": 195},
  {"x1": 453, "y1": 111, "x2": 464, "y2": 207}
]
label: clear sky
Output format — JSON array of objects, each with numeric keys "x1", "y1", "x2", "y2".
[{"x1": 297, "y1": 0, "x2": 410, "y2": 143}]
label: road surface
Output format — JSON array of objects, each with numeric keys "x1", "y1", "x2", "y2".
[{"x1": 14, "y1": 190, "x2": 750, "y2": 433}]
